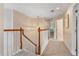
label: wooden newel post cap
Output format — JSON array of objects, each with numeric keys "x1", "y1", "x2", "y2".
[{"x1": 38, "y1": 27, "x2": 40, "y2": 32}]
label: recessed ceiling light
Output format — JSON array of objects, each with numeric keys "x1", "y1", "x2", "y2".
[{"x1": 56, "y1": 7, "x2": 60, "y2": 10}]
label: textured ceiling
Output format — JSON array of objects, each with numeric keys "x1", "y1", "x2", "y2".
[{"x1": 5, "y1": 3, "x2": 73, "y2": 19}]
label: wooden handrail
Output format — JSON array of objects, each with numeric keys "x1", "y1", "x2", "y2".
[
  {"x1": 4, "y1": 27, "x2": 48, "y2": 55},
  {"x1": 4, "y1": 28, "x2": 24, "y2": 49},
  {"x1": 4, "y1": 27, "x2": 37, "y2": 54},
  {"x1": 4, "y1": 29, "x2": 22, "y2": 31},
  {"x1": 39, "y1": 29, "x2": 48, "y2": 31}
]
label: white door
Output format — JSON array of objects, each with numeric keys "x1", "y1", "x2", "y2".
[
  {"x1": 56, "y1": 19, "x2": 63, "y2": 41},
  {"x1": 73, "y1": 4, "x2": 79, "y2": 56},
  {"x1": 76, "y1": 10, "x2": 79, "y2": 56}
]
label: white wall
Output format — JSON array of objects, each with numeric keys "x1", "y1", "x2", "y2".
[
  {"x1": 63, "y1": 4, "x2": 76, "y2": 55},
  {"x1": 40, "y1": 30, "x2": 48, "y2": 54},
  {"x1": 0, "y1": 4, "x2": 4, "y2": 56},
  {"x1": 4, "y1": 4, "x2": 13, "y2": 55},
  {"x1": 56, "y1": 18, "x2": 63, "y2": 41}
]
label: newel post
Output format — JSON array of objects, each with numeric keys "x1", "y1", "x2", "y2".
[
  {"x1": 37, "y1": 27, "x2": 40, "y2": 55},
  {"x1": 20, "y1": 27, "x2": 23, "y2": 49}
]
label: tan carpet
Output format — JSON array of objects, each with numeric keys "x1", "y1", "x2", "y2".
[
  {"x1": 42, "y1": 40, "x2": 72, "y2": 56},
  {"x1": 13, "y1": 49, "x2": 37, "y2": 56}
]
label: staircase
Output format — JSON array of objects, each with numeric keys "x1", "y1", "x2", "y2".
[
  {"x1": 4, "y1": 27, "x2": 42, "y2": 56},
  {"x1": 4, "y1": 27, "x2": 72, "y2": 56},
  {"x1": 13, "y1": 49, "x2": 37, "y2": 56}
]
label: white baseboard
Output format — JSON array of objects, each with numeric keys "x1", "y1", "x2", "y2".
[{"x1": 63, "y1": 41, "x2": 76, "y2": 56}]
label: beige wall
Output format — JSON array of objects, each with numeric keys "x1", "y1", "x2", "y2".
[
  {"x1": 13, "y1": 10, "x2": 49, "y2": 53},
  {"x1": 63, "y1": 4, "x2": 76, "y2": 55},
  {"x1": 56, "y1": 18, "x2": 63, "y2": 41},
  {"x1": 0, "y1": 4, "x2": 4, "y2": 56},
  {"x1": 40, "y1": 30, "x2": 48, "y2": 54},
  {"x1": 63, "y1": 7, "x2": 72, "y2": 55}
]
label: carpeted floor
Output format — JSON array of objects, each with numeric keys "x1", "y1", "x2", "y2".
[
  {"x1": 42, "y1": 40, "x2": 72, "y2": 56},
  {"x1": 13, "y1": 49, "x2": 37, "y2": 56},
  {"x1": 13, "y1": 40, "x2": 72, "y2": 56}
]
